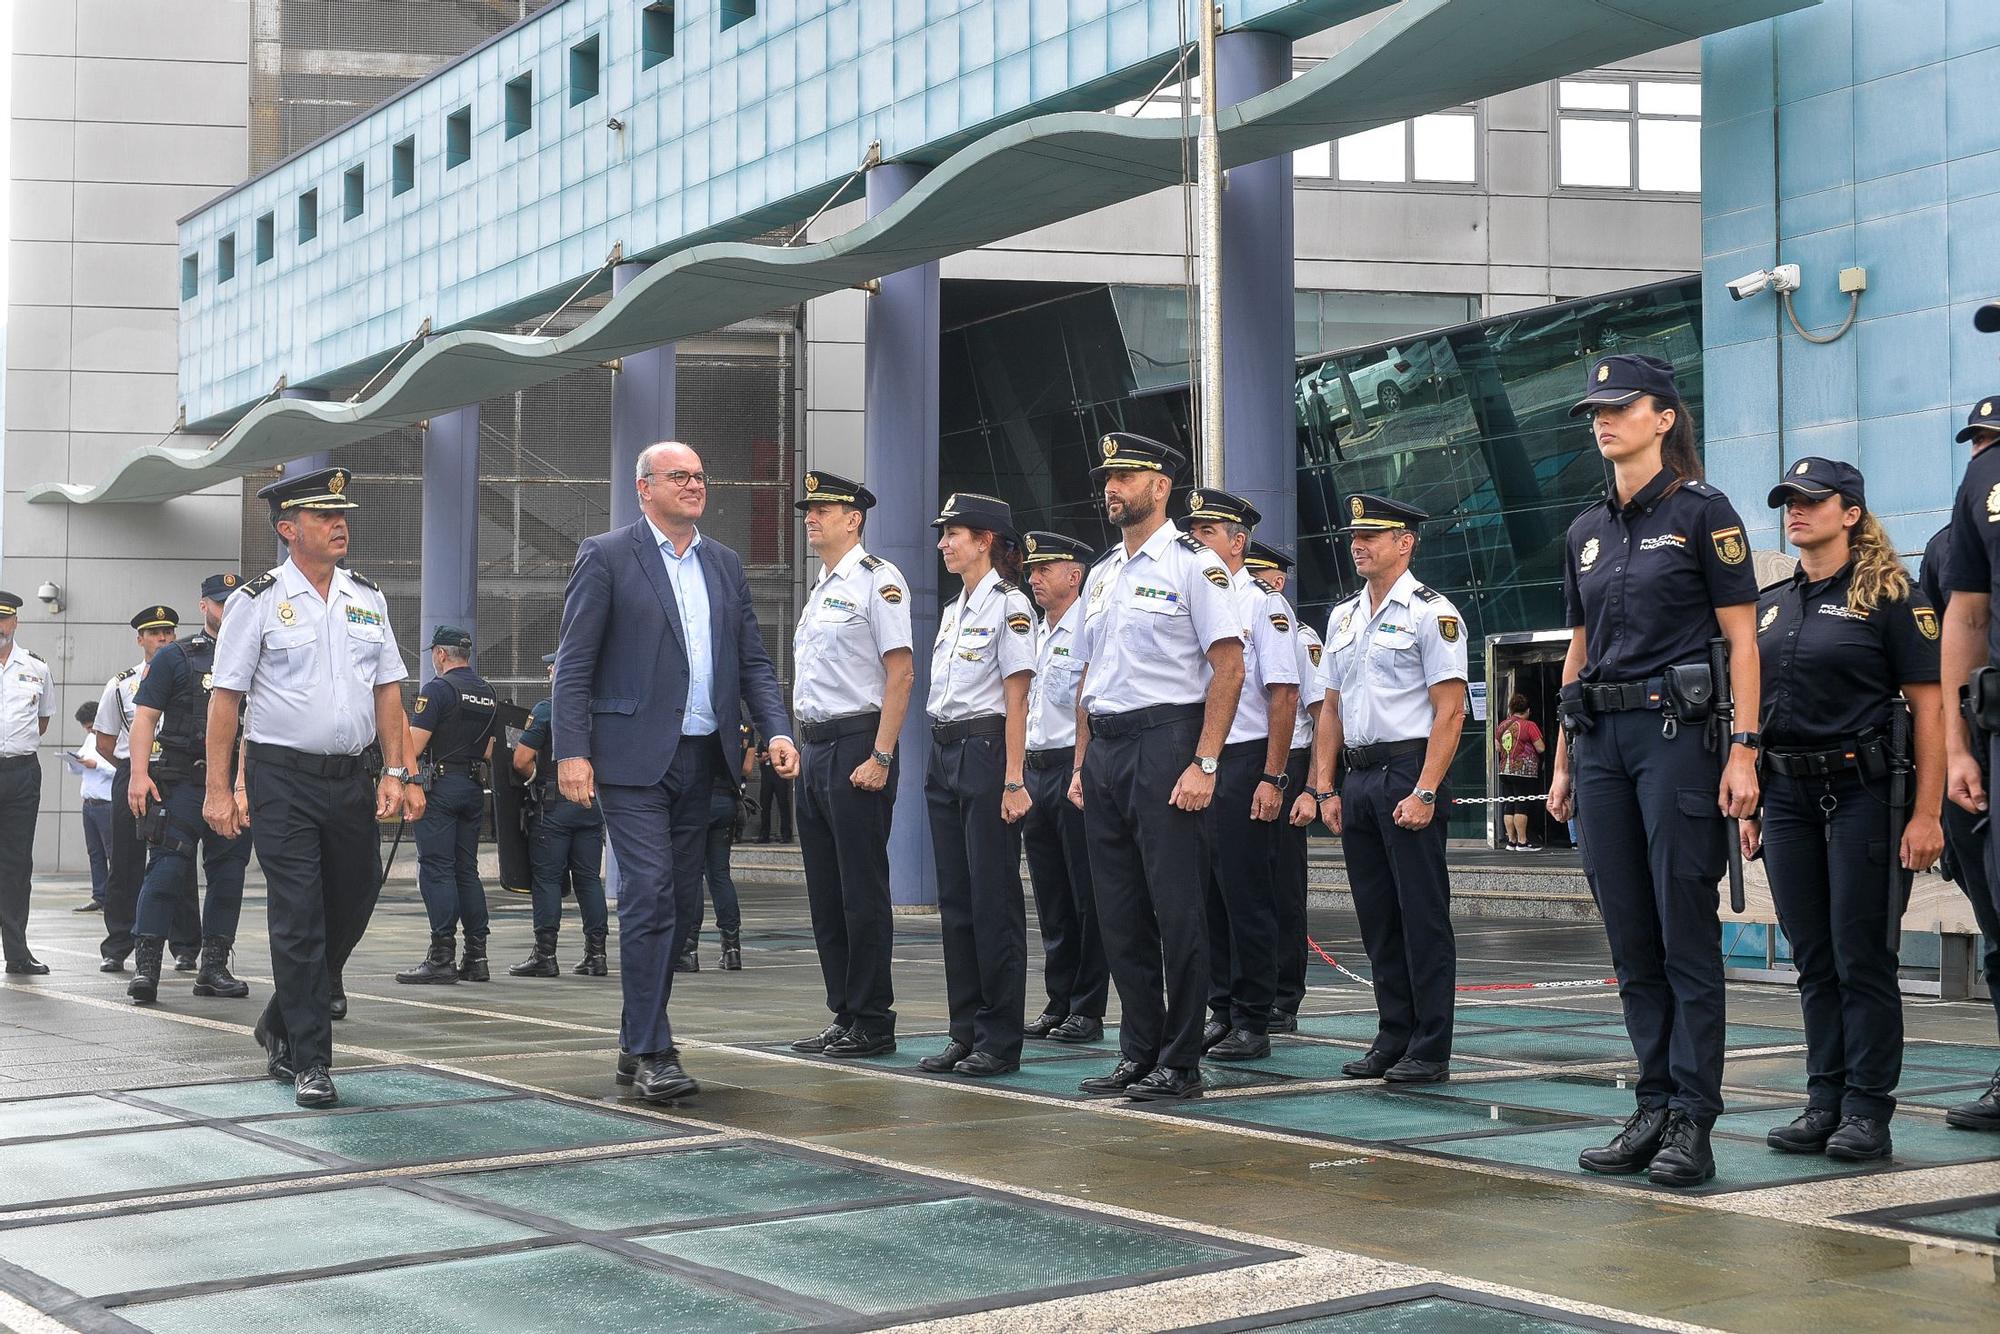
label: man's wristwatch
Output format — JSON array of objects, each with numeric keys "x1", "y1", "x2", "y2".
[
  {"x1": 1259, "y1": 772, "x2": 1288, "y2": 791},
  {"x1": 1196, "y1": 755, "x2": 1220, "y2": 776},
  {"x1": 1003, "y1": 780, "x2": 1026, "y2": 793},
  {"x1": 383, "y1": 767, "x2": 412, "y2": 782},
  {"x1": 871, "y1": 748, "x2": 894, "y2": 767},
  {"x1": 1413, "y1": 787, "x2": 1437, "y2": 806},
  {"x1": 1729, "y1": 731, "x2": 1762, "y2": 751}
]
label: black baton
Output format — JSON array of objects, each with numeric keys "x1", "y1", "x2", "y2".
[
  {"x1": 1710, "y1": 636, "x2": 1746, "y2": 914},
  {"x1": 1885, "y1": 697, "x2": 1912, "y2": 953}
]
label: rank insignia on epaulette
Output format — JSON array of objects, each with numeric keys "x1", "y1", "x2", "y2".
[{"x1": 860, "y1": 554, "x2": 884, "y2": 571}]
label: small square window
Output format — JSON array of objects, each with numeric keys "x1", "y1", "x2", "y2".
[
  {"x1": 1559, "y1": 119, "x2": 1631, "y2": 189},
  {"x1": 298, "y1": 188, "x2": 318, "y2": 243},
  {"x1": 643, "y1": 3, "x2": 676, "y2": 68},
  {"x1": 720, "y1": 0, "x2": 756, "y2": 33},
  {"x1": 392, "y1": 136, "x2": 416, "y2": 196},
  {"x1": 217, "y1": 235, "x2": 236, "y2": 283},
  {"x1": 255, "y1": 212, "x2": 274, "y2": 263},
  {"x1": 342, "y1": 165, "x2": 364, "y2": 221},
  {"x1": 446, "y1": 105, "x2": 471, "y2": 169},
  {"x1": 570, "y1": 35, "x2": 600, "y2": 105},
  {"x1": 505, "y1": 73, "x2": 533, "y2": 140},
  {"x1": 1559, "y1": 81, "x2": 1630, "y2": 112},
  {"x1": 180, "y1": 254, "x2": 198, "y2": 301}
]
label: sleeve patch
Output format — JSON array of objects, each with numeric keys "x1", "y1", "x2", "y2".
[
  {"x1": 1710, "y1": 527, "x2": 1748, "y2": 566},
  {"x1": 1437, "y1": 615, "x2": 1460, "y2": 643},
  {"x1": 878, "y1": 584, "x2": 904, "y2": 604},
  {"x1": 1915, "y1": 606, "x2": 1940, "y2": 640},
  {"x1": 1006, "y1": 611, "x2": 1033, "y2": 634},
  {"x1": 1203, "y1": 566, "x2": 1230, "y2": 588},
  {"x1": 414, "y1": 696, "x2": 429, "y2": 714},
  {"x1": 1307, "y1": 643, "x2": 1323, "y2": 668},
  {"x1": 1270, "y1": 612, "x2": 1292, "y2": 633}
]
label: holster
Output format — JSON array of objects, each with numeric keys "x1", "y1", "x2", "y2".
[
  {"x1": 1557, "y1": 681, "x2": 1593, "y2": 736},
  {"x1": 1661, "y1": 661, "x2": 1716, "y2": 725},
  {"x1": 1973, "y1": 667, "x2": 2000, "y2": 734},
  {"x1": 136, "y1": 804, "x2": 196, "y2": 856}
]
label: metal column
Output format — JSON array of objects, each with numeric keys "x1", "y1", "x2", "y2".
[
  {"x1": 609, "y1": 261, "x2": 676, "y2": 533},
  {"x1": 419, "y1": 403, "x2": 480, "y2": 680}
]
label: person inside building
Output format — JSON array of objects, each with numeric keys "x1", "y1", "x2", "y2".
[
  {"x1": 1745, "y1": 457, "x2": 1942, "y2": 1163},
  {"x1": 1546, "y1": 353, "x2": 1762, "y2": 1188},
  {"x1": 509, "y1": 652, "x2": 609, "y2": 979},
  {"x1": 1496, "y1": 694, "x2": 1547, "y2": 851},
  {"x1": 0, "y1": 590, "x2": 54, "y2": 975}
]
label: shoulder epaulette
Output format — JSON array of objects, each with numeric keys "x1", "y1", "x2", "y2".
[
  {"x1": 1683, "y1": 479, "x2": 1717, "y2": 496},
  {"x1": 23, "y1": 649, "x2": 43, "y2": 663},
  {"x1": 1758, "y1": 575, "x2": 1793, "y2": 595},
  {"x1": 1176, "y1": 533, "x2": 1206, "y2": 553},
  {"x1": 996, "y1": 578, "x2": 1020, "y2": 595},
  {"x1": 1412, "y1": 585, "x2": 1441, "y2": 603},
  {"x1": 114, "y1": 666, "x2": 137, "y2": 681},
  {"x1": 859, "y1": 554, "x2": 884, "y2": 571},
  {"x1": 240, "y1": 572, "x2": 277, "y2": 598},
  {"x1": 349, "y1": 570, "x2": 380, "y2": 592}
]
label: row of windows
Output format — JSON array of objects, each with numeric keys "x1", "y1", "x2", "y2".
[{"x1": 179, "y1": 2, "x2": 747, "y2": 301}]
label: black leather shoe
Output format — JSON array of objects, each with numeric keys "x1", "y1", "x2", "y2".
[
  {"x1": 633, "y1": 1053, "x2": 699, "y2": 1102},
  {"x1": 253, "y1": 1020, "x2": 295, "y2": 1082},
  {"x1": 918, "y1": 1041, "x2": 973, "y2": 1073},
  {"x1": 329, "y1": 974, "x2": 348, "y2": 1022},
  {"x1": 1945, "y1": 1069, "x2": 2000, "y2": 1131},
  {"x1": 823, "y1": 1028, "x2": 896, "y2": 1058},
  {"x1": 1025, "y1": 1011, "x2": 1066, "y2": 1039},
  {"x1": 1200, "y1": 1019, "x2": 1230, "y2": 1051},
  {"x1": 1766, "y1": 1107, "x2": 1840, "y2": 1154},
  {"x1": 1384, "y1": 1057, "x2": 1449, "y2": 1084},
  {"x1": 4, "y1": 954, "x2": 50, "y2": 976},
  {"x1": 1206, "y1": 1029, "x2": 1271, "y2": 1062},
  {"x1": 1125, "y1": 1066, "x2": 1204, "y2": 1101},
  {"x1": 1048, "y1": 1015, "x2": 1104, "y2": 1043},
  {"x1": 99, "y1": 954, "x2": 126, "y2": 973},
  {"x1": 673, "y1": 944, "x2": 699, "y2": 974},
  {"x1": 172, "y1": 948, "x2": 198, "y2": 973},
  {"x1": 790, "y1": 1023, "x2": 848, "y2": 1054},
  {"x1": 72, "y1": 900, "x2": 102, "y2": 913},
  {"x1": 953, "y1": 1051, "x2": 1020, "y2": 1077},
  {"x1": 1646, "y1": 1112, "x2": 1716, "y2": 1187},
  {"x1": 1341, "y1": 1049, "x2": 1400, "y2": 1079},
  {"x1": 1079, "y1": 1059, "x2": 1152, "y2": 1095},
  {"x1": 1579, "y1": 1106, "x2": 1670, "y2": 1175},
  {"x1": 1268, "y1": 1012, "x2": 1299, "y2": 1035},
  {"x1": 294, "y1": 1066, "x2": 337, "y2": 1108},
  {"x1": 614, "y1": 1049, "x2": 638, "y2": 1086},
  {"x1": 1825, "y1": 1115, "x2": 1893, "y2": 1162}
]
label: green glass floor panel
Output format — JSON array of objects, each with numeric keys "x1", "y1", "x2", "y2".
[
  {"x1": 1293, "y1": 1013, "x2": 1392, "y2": 1042},
  {"x1": 641, "y1": 1195, "x2": 1234, "y2": 1315},
  {"x1": 1448, "y1": 1030, "x2": 1632, "y2": 1065},
  {"x1": 136, "y1": 1069, "x2": 507, "y2": 1121},
  {"x1": 1417, "y1": 1122, "x2": 1875, "y2": 1187},
  {"x1": 0, "y1": 1094, "x2": 179, "y2": 1142},
  {"x1": 1902, "y1": 1043, "x2": 2000, "y2": 1076},
  {"x1": 1896, "y1": 1083, "x2": 1988, "y2": 1110},
  {"x1": 0, "y1": 1185, "x2": 538, "y2": 1298},
  {"x1": 1881, "y1": 1201, "x2": 2000, "y2": 1243},
  {"x1": 1710, "y1": 1107, "x2": 2000, "y2": 1165},
  {"x1": 1397, "y1": 1076, "x2": 1650, "y2": 1120},
  {"x1": 1183, "y1": 1088, "x2": 1584, "y2": 1142},
  {"x1": 0, "y1": 1126, "x2": 319, "y2": 1209},
  {"x1": 122, "y1": 1244, "x2": 800, "y2": 1334},
  {"x1": 997, "y1": 1059, "x2": 1277, "y2": 1097},
  {"x1": 1237, "y1": 1041, "x2": 1408, "y2": 1081},
  {"x1": 1722, "y1": 1057, "x2": 1818, "y2": 1093},
  {"x1": 252, "y1": 1098, "x2": 672, "y2": 1165},
  {"x1": 1258, "y1": 1295, "x2": 1604, "y2": 1331},
  {"x1": 437, "y1": 1146, "x2": 915, "y2": 1230},
  {"x1": 1571, "y1": 1022, "x2": 1804, "y2": 1049},
  {"x1": 1017, "y1": 1045, "x2": 1106, "y2": 1066},
  {"x1": 1451, "y1": 1006, "x2": 1619, "y2": 1030}
]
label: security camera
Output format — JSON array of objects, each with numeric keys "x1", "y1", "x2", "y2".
[
  {"x1": 1728, "y1": 264, "x2": 1801, "y2": 302},
  {"x1": 35, "y1": 582, "x2": 61, "y2": 613}
]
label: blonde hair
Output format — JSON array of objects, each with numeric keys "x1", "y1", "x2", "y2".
[{"x1": 1845, "y1": 507, "x2": 1909, "y2": 615}]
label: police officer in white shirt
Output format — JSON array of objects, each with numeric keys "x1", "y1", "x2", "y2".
[
  {"x1": 0, "y1": 590, "x2": 55, "y2": 974},
  {"x1": 1181, "y1": 490, "x2": 1299, "y2": 1064},
  {"x1": 921, "y1": 493, "x2": 1037, "y2": 1077},
  {"x1": 1068, "y1": 434, "x2": 1246, "y2": 1102},
  {"x1": 1292, "y1": 494, "x2": 1468, "y2": 1083},
  {"x1": 207, "y1": 467, "x2": 422, "y2": 1108},
  {"x1": 1247, "y1": 541, "x2": 1322, "y2": 1031},
  {"x1": 787, "y1": 470, "x2": 916, "y2": 1059},
  {"x1": 1020, "y1": 531, "x2": 1109, "y2": 1045}
]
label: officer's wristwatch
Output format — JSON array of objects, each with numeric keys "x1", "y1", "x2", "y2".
[
  {"x1": 1259, "y1": 771, "x2": 1289, "y2": 792},
  {"x1": 1413, "y1": 787, "x2": 1437, "y2": 806},
  {"x1": 871, "y1": 748, "x2": 894, "y2": 767},
  {"x1": 1728, "y1": 731, "x2": 1762, "y2": 751},
  {"x1": 1003, "y1": 780, "x2": 1026, "y2": 793},
  {"x1": 383, "y1": 767, "x2": 412, "y2": 782},
  {"x1": 1196, "y1": 755, "x2": 1220, "y2": 776}
]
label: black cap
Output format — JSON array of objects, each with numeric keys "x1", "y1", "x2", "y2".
[
  {"x1": 1023, "y1": 531, "x2": 1093, "y2": 565},
  {"x1": 131, "y1": 605, "x2": 179, "y2": 632},
  {"x1": 1178, "y1": 487, "x2": 1262, "y2": 530},
  {"x1": 0, "y1": 592, "x2": 20, "y2": 618},
  {"x1": 201, "y1": 572, "x2": 242, "y2": 602},
  {"x1": 1766, "y1": 456, "x2": 1865, "y2": 509},
  {"x1": 795, "y1": 470, "x2": 876, "y2": 511},
  {"x1": 428, "y1": 624, "x2": 473, "y2": 651},
  {"x1": 1244, "y1": 541, "x2": 1294, "y2": 573},
  {"x1": 1569, "y1": 353, "x2": 1681, "y2": 417},
  {"x1": 931, "y1": 492, "x2": 1018, "y2": 545},
  {"x1": 257, "y1": 466, "x2": 358, "y2": 519},
  {"x1": 1090, "y1": 432, "x2": 1186, "y2": 482},
  {"x1": 1338, "y1": 493, "x2": 1427, "y2": 534},
  {"x1": 1957, "y1": 397, "x2": 2000, "y2": 443},
  {"x1": 541, "y1": 651, "x2": 558, "y2": 664},
  {"x1": 1976, "y1": 301, "x2": 2000, "y2": 334}
]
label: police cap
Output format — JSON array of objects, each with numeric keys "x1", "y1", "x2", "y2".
[
  {"x1": 1338, "y1": 493, "x2": 1427, "y2": 534},
  {"x1": 1766, "y1": 456, "x2": 1865, "y2": 509},
  {"x1": 257, "y1": 465, "x2": 359, "y2": 520},
  {"x1": 1022, "y1": 531, "x2": 1093, "y2": 565},
  {"x1": 429, "y1": 624, "x2": 474, "y2": 651},
  {"x1": 795, "y1": 470, "x2": 876, "y2": 511},
  {"x1": 0, "y1": 592, "x2": 20, "y2": 618},
  {"x1": 131, "y1": 605, "x2": 179, "y2": 633},
  {"x1": 1178, "y1": 486, "x2": 1261, "y2": 530},
  {"x1": 931, "y1": 492, "x2": 1019, "y2": 547},
  {"x1": 1569, "y1": 353, "x2": 1681, "y2": 417},
  {"x1": 1090, "y1": 432, "x2": 1186, "y2": 482},
  {"x1": 1244, "y1": 540, "x2": 1295, "y2": 573},
  {"x1": 201, "y1": 572, "x2": 242, "y2": 602},
  {"x1": 1957, "y1": 397, "x2": 2000, "y2": 443}
]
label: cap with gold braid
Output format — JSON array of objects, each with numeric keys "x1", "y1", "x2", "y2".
[
  {"x1": 0, "y1": 592, "x2": 21, "y2": 618},
  {"x1": 931, "y1": 492, "x2": 1019, "y2": 547},
  {"x1": 794, "y1": 469, "x2": 877, "y2": 512},
  {"x1": 1337, "y1": 493, "x2": 1428, "y2": 535},
  {"x1": 1244, "y1": 540, "x2": 1295, "y2": 573},
  {"x1": 1177, "y1": 486, "x2": 1262, "y2": 530},
  {"x1": 256, "y1": 465, "x2": 359, "y2": 521},
  {"x1": 1090, "y1": 431, "x2": 1186, "y2": 482},
  {"x1": 130, "y1": 605, "x2": 179, "y2": 633},
  {"x1": 1022, "y1": 531, "x2": 1093, "y2": 565}
]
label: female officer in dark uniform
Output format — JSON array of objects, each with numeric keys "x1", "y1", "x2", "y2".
[
  {"x1": 1546, "y1": 353, "x2": 1762, "y2": 1188},
  {"x1": 1745, "y1": 457, "x2": 1943, "y2": 1162}
]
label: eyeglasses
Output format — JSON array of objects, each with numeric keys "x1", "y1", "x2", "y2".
[{"x1": 643, "y1": 470, "x2": 708, "y2": 489}]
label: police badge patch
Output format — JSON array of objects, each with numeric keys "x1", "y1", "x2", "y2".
[
  {"x1": 1203, "y1": 566, "x2": 1230, "y2": 588},
  {"x1": 1915, "y1": 606, "x2": 1940, "y2": 640},
  {"x1": 414, "y1": 697, "x2": 428, "y2": 714},
  {"x1": 1710, "y1": 527, "x2": 1747, "y2": 565},
  {"x1": 1006, "y1": 611, "x2": 1032, "y2": 634},
  {"x1": 1437, "y1": 615, "x2": 1460, "y2": 643},
  {"x1": 1578, "y1": 536, "x2": 1600, "y2": 573},
  {"x1": 1758, "y1": 604, "x2": 1779, "y2": 633},
  {"x1": 1307, "y1": 643, "x2": 1323, "y2": 668},
  {"x1": 1270, "y1": 612, "x2": 1291, "y2": 633},
  {"x1": 879, "y1": 585, "x2": 903, "y2": 604}
]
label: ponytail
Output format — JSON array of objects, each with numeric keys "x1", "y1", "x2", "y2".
[
  {"x1": 1654, "y1": 395, "x2": 1703, "y2": 483},
  {"x1": 1845, "y1": 507, "x2": 1910, "y2": 615}
]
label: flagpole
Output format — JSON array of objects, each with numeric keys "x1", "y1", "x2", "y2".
[{"x1": 1196, "y1": 0, "x2": 1224, "y2": 488}]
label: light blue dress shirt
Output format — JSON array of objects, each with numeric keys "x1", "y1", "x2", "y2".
[{"x1": 648, "y1": 517, "x2": 716, "y2": 736}]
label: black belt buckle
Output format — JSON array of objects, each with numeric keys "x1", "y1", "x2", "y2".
[{"x1": 1025, "y1": 748, "x2": 1069, "y2": 771}]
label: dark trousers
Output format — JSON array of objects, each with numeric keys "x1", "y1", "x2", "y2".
[
  {"x1": 135, "y1": 778, "x2": 250, "y2": 940},
  {"x1": 530, "y1": 798, "x2": 607, "y2": 936},
  {"x1": 82, "y1": 798, "x2": 112, "y2": 904},
  {"x1": 797, "y1": 729, "x2": 898, "y2": 1033},
  {"x1": 693, "y1": 784, "x2": 742, "y2": 936},
  {"x1": 0, "y1": 757, "x2": 40, "y2": 963},
  {"x1": 1340, "y1": 747, "x2": 1455, "y2": 1061},
  {"x1": 1273, "y1": 747, "x2": 1313, "y2": 1017},
  {"x1": 1082, "y1": 713, "x2": 1210, "y2": 1071},
  {"x1": 1023, "y1": 756, "x2": 1108, "y2": 1021},
  {"x1": 1206, "y1": 740, "x2": 1282, "y2": 1033},
  {"x1": 1943, "y1": 787, "x2": 2000, "y2": 1033},
  {"x1": 1573, "y1": 709, "x2": 1727, "y2": 1123},
  {"x1": 926, "y1": 730, "x2": 1026, "y2": 1062},
  {"x1": 246, "y1": 756, "x2": 382, "y2": 1071},
  {"x1": 1760, "y1": 768, "x2": 1904, "y2": 1121},
  {"x1": 414, "y1": 772, "x2": 488, "y2": 937},
  {"x1": 759, "y1": 768, "x2": 794, "y2": 841},
  {"x1": 598, "y1": 736, "x2": 718, "y2": 1057},
  {"x1": 102, "y1": 767, "x2": 196, "y2": 962}
]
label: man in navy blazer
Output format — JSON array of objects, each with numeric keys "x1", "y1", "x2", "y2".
[{"x1": 553, "y1": 440, "x2": 796, "y2": 1100}]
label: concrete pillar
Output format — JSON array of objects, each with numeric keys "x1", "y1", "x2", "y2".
[
  {"x1": 864, "y1": 162, "x2": 941, "y2": 909},
  {"x1": 420, "y1": 403, "x2": 479, "y2": 681},
  {"x1": 610, "y1": 262, "x2": 676, "y2": 532},
  {"x1": 1216, "y1": 31, "x2": 1297, "y2": 556}
]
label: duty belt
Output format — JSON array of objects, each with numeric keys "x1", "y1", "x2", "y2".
[
  {"x1": 432, "y1": 759, "x2": 487, "y2": 779},
  {"x1": 246, "y1": 741, "x2": 365, "y2": 780},
  {"x1": 1580, "y1": 678, "x2": 1667, "y2": 713},
  {"x1": 931, "y1": 714, "x2": 1005, "y2": 743},
  {"x1": 1086, "y1": 702, "x2": 1203, "y2": 739},
  {"x1": 1761, "y1": 746, "x2": 1858, "y2": 779},
  {"x1": 799, "y1": 711, "x2": 880, "y2": 744},
  {"x1": 1025, "y1": 747, "x2": 1071, "y2": 771},
  {"x1": 1341, "y1": 738, "x2": 1427, "y2": 771}
]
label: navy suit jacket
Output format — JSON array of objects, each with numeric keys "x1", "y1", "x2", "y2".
[{"x1": 552, "y1": 519, "x2": 789, "y2": 788}]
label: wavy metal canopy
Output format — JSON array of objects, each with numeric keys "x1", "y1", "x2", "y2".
[{"x1": 34, "y1": 0, "x2": 1811, "y2": 507}]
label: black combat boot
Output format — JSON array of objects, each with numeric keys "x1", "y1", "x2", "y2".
[
  {"x1": 191, "y1": 936, "x2": 250, "y2": 998},
  {"x1": 456, "y1": 933, "x2": 490, "y2": 982},
  {"x1": 675, "y1": 939, "x2": 700, "y2": 973},
  {"x1": 574, "y1": 930, "x2": 608, "y2": 976},
  {"x1": 172, "y1": 945, "x2": 199, "y2": 972},
  {"x1": 719, "y1": 928, "x2": 742, "y2": 971},
  {"x1": 396, "y1": 935, "x2": 459, "y2": 984},
  {"x1": 509, "y1": 929, "x2": 560, "y2": 978},
  {"x1": 127, "y1": 936, "x2": 165, "y2": 1004}
]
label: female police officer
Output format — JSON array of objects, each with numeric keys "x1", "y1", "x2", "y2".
[
  {"x1": 1745, "y1": 458, "x2": 1943, "y2": 1162},
  {"x1": 922, "y1": 493, "x2": 1037, "y2": 1077},
  {"x1": 1546, "y1": 353, "x2": 1762, "y2": 1187}
]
